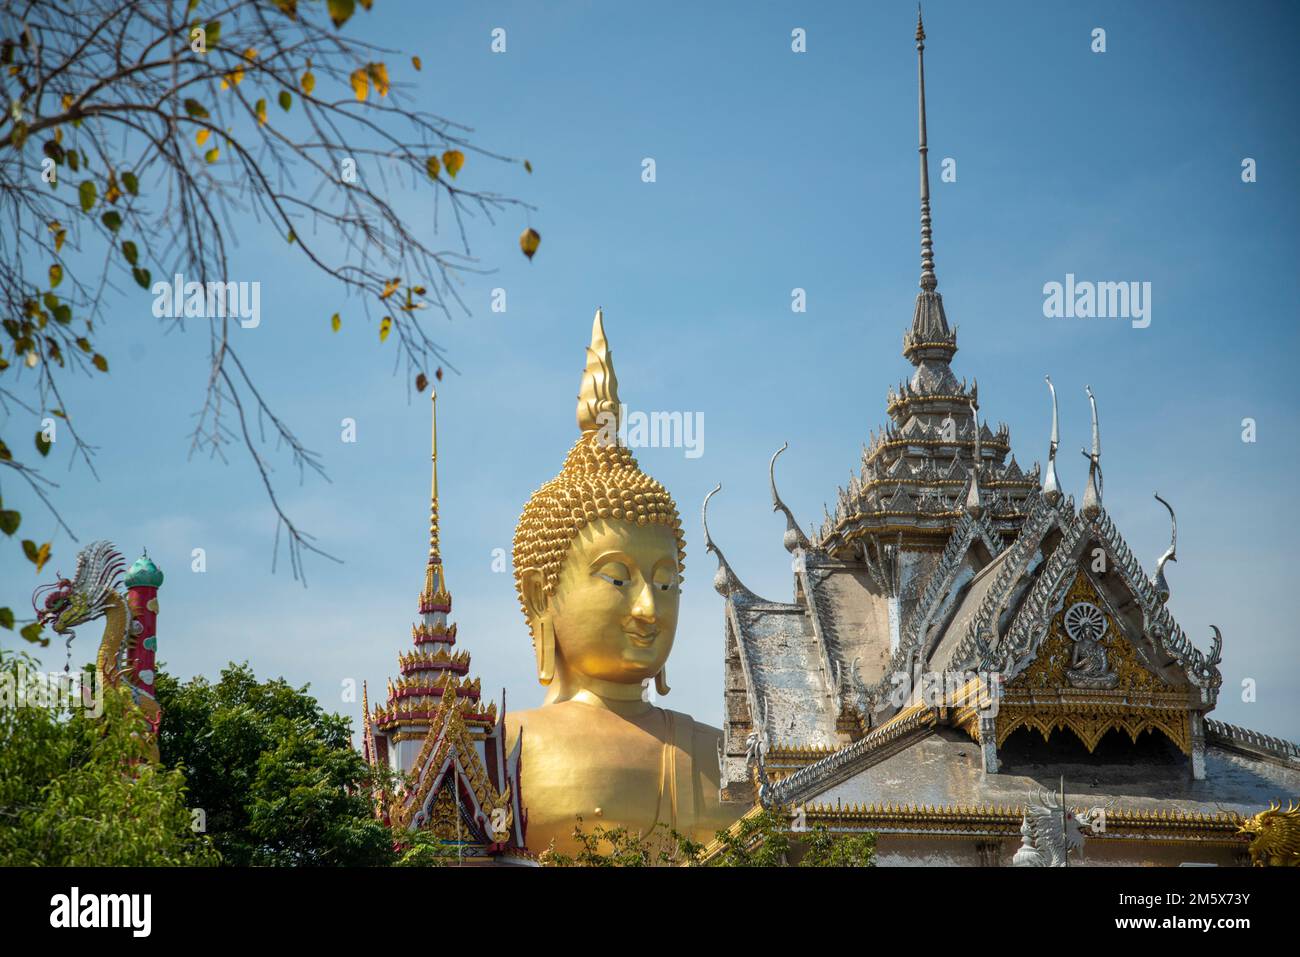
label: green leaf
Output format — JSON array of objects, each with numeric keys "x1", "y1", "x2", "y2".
[
  {"x1": 122, "y1": 170, "x2": 139, "y2": 196},
  {"x1": 78, "y1": 179, "x2": 96, "y2": 213},
  {"x1": 67, "y1": 150, "x2": 79, "y2": 172},
  {"x1": 53, "y1": 304, "x2": 71, "y2": 324},
  {"x1": 101, "y1": 211, "x2": 122, "y2": 232},
  {"x1": 0, "y1": 607, "x2": 14, "y2": 629},
  {"x1": 278, "y1": 90, "x2": 292, "y2": 111},
  {"x1": 92, "y1": 353, "x2": 108, "y2": 373},
  {"x1": 35, "y1": 431, "x2": 51, "y2": 456},
  {"x1": 132, "y1": 267, "x2": 151, "y2": 289},
  {"x1": 19, "y1": 621, "x2": 45, "y2": 645},
  {"x1": 49, "y1": 263, "x2": 62, "y2": 288},
  {"x1": 183, "y1": 98, "x2": 209, "y2": 119},
  {"x1": 0, "y1": 509, "x2": 19, "y2": 535},
  {"x1": 205, "y1": 21, "x2": 221, "y2": 46},
  {"x1": 122, "y1": 240, "x2": 139, "y2": 265}
]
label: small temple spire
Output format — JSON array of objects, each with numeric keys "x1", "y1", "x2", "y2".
[
  {"x1": 917, "y1": 5, "x2": 936, "y2": 292},
  {"x1": 1042, "y1": 375, "x2": 1062, "y2": 505}
]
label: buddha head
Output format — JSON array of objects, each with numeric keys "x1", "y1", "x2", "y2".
[{"x1": 513, "y1": 310, "x2": 685, "y2": 702}]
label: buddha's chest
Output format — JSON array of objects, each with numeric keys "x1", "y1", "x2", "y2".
[{"x1": 514, "y1": 709, "x2": 694, "y2": 846}]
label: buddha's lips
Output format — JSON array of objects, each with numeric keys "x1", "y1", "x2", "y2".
[{"x1": 625, "y1": 629, "x2": 658, "y2": 647}]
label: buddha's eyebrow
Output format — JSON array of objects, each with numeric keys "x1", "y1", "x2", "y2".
[{"x1": 587, "y1": 550, "x2": 634, "y2": 572}]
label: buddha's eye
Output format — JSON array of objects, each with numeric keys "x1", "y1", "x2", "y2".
[
  {"x1": 653, "y1": 570, "x2": 679, "y2": 593},
  {"x1": 595, "y1": 562, "x2": 631, "y2": 588}
]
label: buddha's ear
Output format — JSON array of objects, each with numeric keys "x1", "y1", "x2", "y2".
[
  {"x1": 519, "y1": 567, "x2": 550, "y2": 623},
  {"x1": 519, "y1": 568, "x2": 555, "y2": 686}
]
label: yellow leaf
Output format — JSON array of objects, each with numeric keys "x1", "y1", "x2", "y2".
[
  {"x1": 411, "y1": 55, "x2": 422, "y2": 71},
  {"x1": 331, "y1": 313, "x2": 341, "y2": 332},
  {"x1": 49, "y1": 263, "x2": 63, "y2": 288},
  {"x1": 196, "y1": 129, "x2": 210, "y2": 146},
  {"x1": 367, "y1": 62, "x2": 389, "y2": 97},
  {"x1": 205, "y1": 146, "x2": 219, "y2": 163},
  {"x1": 255, "y1": 98, "x2": 267, "y2": 125},
  {"x1": 301, "y1": 70, "x2": 315, "y2": 94},
  {"x1": 243, "y1": 47, "x2": 258, "y2": 61},
  {"x1": 34, "y1": 542, "x2": 51, "y2": 573},
  {"x1": 24, "y1": 351, "x2": 38, "y2": 368},
  {"x1": 442, "y1": 149, "x2": 464, "y2": 178},
  {"x1": 350, "y1": 68, "x2": 369, "y2": 101},
  {"x1": 425, "y1": 155, "x2": 440, "y2": 179},
  {"x1": 520, "y1": 227, "x2": 540, "y2": 260},
  {"x1": 380, "y1": 277, "x2": 400, "y2": 300},
  {"x1": 61, "y1": 93, "x2": 73, "y2": 111},
  {"x1": 103, "y1": 173, "x2": 122, "y2": 205},
  {"x1": 92, "y1": 353, "x2": 108, "y2": 373},
  {"x1": 378, "y1": 316, "x2": 392, "y2": 342},
  {"x1": 48, "y1": 221, "x2": 65, "y2": 252}
]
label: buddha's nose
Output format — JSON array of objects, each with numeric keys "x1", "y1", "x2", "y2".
[{"x1": 629, "y1": 579, "x2": 658, "y2": 623}]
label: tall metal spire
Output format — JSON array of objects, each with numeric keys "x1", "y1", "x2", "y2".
[
  {"x1": 916, "y1": 6, "x2": 936, "y2": 292},
  {"x1": 428, "y1": 388, "x2": 440, "y2": 561},
  {"x1": 903, "y1": 6, "x2": 957, "y2": 378},
  {"x1": 421, "y1": 388, "x2": 451, "y2": 612}
]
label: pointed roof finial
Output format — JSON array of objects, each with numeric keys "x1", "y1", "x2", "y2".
[
  {"x1": 770, "y1": 443, "x2": 811, "y2": 553},
  {"x1": 1042, "y1": 375, "x2": 1062, "y2": 505},
  {"x1": 1081, "y1": 385, "x2": 1103, "y2": 518}
]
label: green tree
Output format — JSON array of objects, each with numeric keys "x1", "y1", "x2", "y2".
[
  {"x1": 155, "y1": 662, "x2": 393, "y2": 866},
  {"x1": 800, "y1": 824, "x2": 876, "y2": 867},
  {"x1": 0, "y1": 648, "x2": 219, "y2": 865}
]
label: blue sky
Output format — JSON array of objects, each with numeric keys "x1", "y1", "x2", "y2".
[{"x1": 5, "y1": 0, "x2": 1299, "y2": 741}]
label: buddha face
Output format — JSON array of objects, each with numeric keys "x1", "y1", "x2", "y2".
[{"x1": 537, "y1": 518, "x2": 680, "y2": 685}]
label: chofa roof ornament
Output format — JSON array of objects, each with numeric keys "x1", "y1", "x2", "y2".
[
  {"x1": 1152, "y1": 492, "x2": 1177, "y2": 604},
  {"x1": 1041, "y1": 375, "x2": 1062, "y2": 506},
  {"x1": 770, "y1": 443, "x2": 811, "y2": 553},
  {"x1": 1080, "y1": 385, "x2": 1103, "y2": 519}
]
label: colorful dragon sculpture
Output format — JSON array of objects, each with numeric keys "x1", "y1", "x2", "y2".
[
  {"x1": 34, "y1": 540, "x2": 165, "y2": 762},
  {"x1": 1239, "y1": 801, "x2": 1300, "y2": 867}
]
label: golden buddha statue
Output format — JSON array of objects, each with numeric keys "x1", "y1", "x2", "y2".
[{"x1": 506, "y1": 309, "x2": 737, "y2": 856}]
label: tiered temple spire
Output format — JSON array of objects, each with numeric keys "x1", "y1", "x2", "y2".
[
  {"x1": 369, "y1": 391, "x2": 491, "y2": 763},
  {"x1": 364, "y1": 390, "x2": 527, "y2": 859},
  {"x1": 818, "y1": 11, "x2": 1037, "y2": 563}
]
